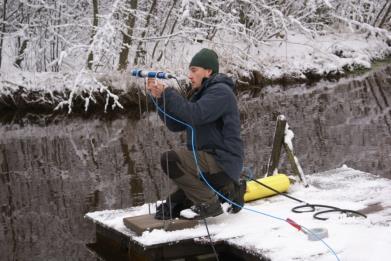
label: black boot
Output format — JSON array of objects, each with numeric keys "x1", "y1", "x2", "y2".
[
  {"x1": 219, "y1": 179, "x2": 246, "y2": 213},
  {"x1": 228, "y1": 179, "x2": 246, "y2": 213},
  {"x1": 155, "y1": 201, "x2": 182, "y2": 220},
  {"x1": 181, "y1": 198, "x2": 223, "y2": 220},
  {"x1": 155, "y1": 190, "x2": 192, "y2": 220}
]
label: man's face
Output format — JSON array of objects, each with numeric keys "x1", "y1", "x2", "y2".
[{"x1": 188, "y1": 66, "x2": 212, "y2": 89}]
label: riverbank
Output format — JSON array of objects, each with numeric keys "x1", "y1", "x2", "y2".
[
  {"x1": 236, "y1": 32, "x2": 391, "y2": 86},
  {"x1": 0, "y1": 32, "x2": 390, "y2": 115}
]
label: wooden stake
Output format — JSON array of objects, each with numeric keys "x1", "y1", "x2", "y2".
[
  {"x1": 283, "y1": 141, "x2": 308, "y2": 187},
  {"x1": 266, "y1": 115, "x2": 286, "y2": 176},
  {"x1": 265, "y1": 114, "x2": 308, "y2": 187}
]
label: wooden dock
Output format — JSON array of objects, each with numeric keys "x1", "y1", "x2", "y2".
[
  {"x1": 84, "y1": 166, "x2": 391, "y2": 261},
  {"x1": 85, "y1": 209, "x2": 269, "y2": 261}
]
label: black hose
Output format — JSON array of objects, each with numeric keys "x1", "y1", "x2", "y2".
[
  {"x1": 203, "y1": 218, "x2": 220, "y2": 261},
  {"x1": 243, "y1": 175, "x2": 367, "y2": 221}
]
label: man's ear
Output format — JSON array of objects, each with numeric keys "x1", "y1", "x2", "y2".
[{"x1": 206, "y1": 69, "x2": 213, "y2": 77}]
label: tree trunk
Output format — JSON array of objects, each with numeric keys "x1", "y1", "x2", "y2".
[
  {"x1": 87, "y1": 0, "x2": 99, "y2": 70},
  {"x1": 0, "y1": 0, "x2": 8, "y2": 69},
  {"x1": 151, "y1": 0, "x2": 178, "y2": 61},
  {"x1": 378, "y1": 2, "x2": 391, "y2": 28},
  {"x1": 53, "y1": 2, "x2": 61, "y2": 72},
  {"x1": 118, "y1": 0, "x2": 138, "y2": 71},
  {"x1": 133, "y1": 0, "x2": 157, "y2": 66},
  {"x1": 156, "y1": 17, "x2": 177, "y2": 62},
  {"x1": 373, "y1": 2, "x2": 388, "y2": 27},
  {"x1": 14, "y1": 39, "x2": 28, "y2": 68}
]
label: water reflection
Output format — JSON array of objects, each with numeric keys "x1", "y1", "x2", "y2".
[
  {"x1": 240, "y1": 65, "x2": 391, "y2": 179},
  {"x1": 0, "y1": 117, "x2": 181, "y2": 261},
  {"x1": 0, "y1": 64, "x2": 390, "y2": 261}
]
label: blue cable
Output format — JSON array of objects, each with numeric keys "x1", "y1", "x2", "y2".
[
  {"x1": 149, "y1": 92, "x2": 340, "y2": 261},
  {"x1": 242, "y1": 166, "x2": 254, "y2": 180}
]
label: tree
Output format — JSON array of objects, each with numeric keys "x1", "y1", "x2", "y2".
[
  {"x1": 87, "y1": 0, "x2": 99, "y2": 70},
  {"x1": 133, "y1": 0, "x2": 157, "y2": 66},
  {"x1": 0, "y1": 0, "x2": 8, "y2": 68},
  {"x1": 117, "y1": 0, "x2": 138, "y2": 71}
]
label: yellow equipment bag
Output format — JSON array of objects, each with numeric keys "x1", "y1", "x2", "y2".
[{"x1": 244, "y1": 174, "x2": 290, "y2": 202}]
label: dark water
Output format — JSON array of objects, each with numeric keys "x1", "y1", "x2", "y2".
[
  {"x1": 241, "y1": 64, "x2": 391, "y2": 178},
  {"x1": 0, "y1": 64, "x2": 390, "y2": 261}
]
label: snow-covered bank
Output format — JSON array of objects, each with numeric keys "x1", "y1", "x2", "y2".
[
  {"x1": 0, "y1": 70, "x2": 134, "y2": 113},
  {"x1": 0, "y1": 32, "x2": 390, "y2": 114},
  {"x1": 86, "y1": 166, "x2": 391, "y2": 261},
  {"x1": 252, "y1": 33, "x2": 390, "y2": 83}
]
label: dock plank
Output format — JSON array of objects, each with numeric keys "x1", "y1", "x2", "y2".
[{"x1": 123, "y1": 214, "x2": 198, "y2": 236}]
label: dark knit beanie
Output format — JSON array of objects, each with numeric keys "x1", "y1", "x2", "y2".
[{"x1": 189, "y1": 48, "x2": 219, "y2": 74}]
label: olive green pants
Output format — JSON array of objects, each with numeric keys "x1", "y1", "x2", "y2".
[{"x1": 161, "y1": 149, "x2": 231, "y2": 205}]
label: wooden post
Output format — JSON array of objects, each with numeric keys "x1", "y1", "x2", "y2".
[
  {"x1": 283, "y1": 122, "x2": 309, "y2": 187},
  {"x1": 265, "y1": 115, "x2": 308, "y2": 187},
  {"x1": 266, "y1": 115, "x2": 286, "y2": 176},
  {"x1": 283, "y1": 142, "x2": 308, "y2": 187}
]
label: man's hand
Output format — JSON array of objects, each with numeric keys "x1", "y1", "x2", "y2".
[{"x1": 146, "y1": 78, "x2": 166, "y2": 98}]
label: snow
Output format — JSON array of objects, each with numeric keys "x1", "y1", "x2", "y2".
[
  {"x1": 86, "y1": 206, "x2": 148, "y2": 236},
  {"x1": 294, "y1": 156, "x2": 307, "y2": 186},
  {"x1": 284, "y1": 123, "x2": 294, "y2": 151},
  {"x1": 1, "y1": 0, "x2": 391, "y2": 115},
  {"x1": 86, "y1": 166, "x2": 391, "y2": 261},
  {"x1": 258, "y1": 32, "x2": 390, "y2": 81},
  {"x1": 180, "y1": 208, "x2": 198, "y2": 219},
  {"x1": 1, "y1": 29, "x2": 389, "y2": 114},
  {"x1": 1, "y1": 32, "x2": 389, "y2": 97}
]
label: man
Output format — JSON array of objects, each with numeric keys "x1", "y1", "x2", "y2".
[{"x1": 147, "y1": 48, "x2": 245, "y2": 220}]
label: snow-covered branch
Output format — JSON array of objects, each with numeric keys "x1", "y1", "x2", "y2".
[{"x1": 0, "y1": 0, "x2": 390, "y2": 113}]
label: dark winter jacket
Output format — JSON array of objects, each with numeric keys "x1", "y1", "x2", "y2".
[{"x1": 157, "y1": 73, "x2": 244, "y2": 183}]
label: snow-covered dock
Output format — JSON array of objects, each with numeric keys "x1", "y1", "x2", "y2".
[{"x1": 86, "y1": 166, "x2": 391, "y2": 261}]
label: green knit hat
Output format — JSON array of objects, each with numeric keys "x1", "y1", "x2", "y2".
[{"x1": 189, "y1": 48, "x2": 219, "y2": 74}]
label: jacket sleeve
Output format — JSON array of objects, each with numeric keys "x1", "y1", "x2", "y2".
[
  {"x1": 157, "y1": 109, "x2": 186, "y2": 132},
  {"x1": 155, "y1": 90, "x2": 186, "y2": 132},
  {"x1": 161, "y1": 84, "x2": 232, "y2": 126}
]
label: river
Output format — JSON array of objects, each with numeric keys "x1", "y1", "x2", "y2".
[{"x1": 0, "y1": 63, "x2": 390, "y2": 261}]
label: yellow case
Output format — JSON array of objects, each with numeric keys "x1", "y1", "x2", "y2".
[{"x1": 244, "y1": 174, "x2": 290, "y2": 202}]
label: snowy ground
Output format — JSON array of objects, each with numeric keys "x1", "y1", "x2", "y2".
[
  {"x1": 1, "y1": 32, "x2": 390, "y2": 113},
  {"x1": 257, "y1": 32, "x2": 390, "y2": 80},
  {"x1": 86, "y1": 166, "x2": 391, "y2": 261}
]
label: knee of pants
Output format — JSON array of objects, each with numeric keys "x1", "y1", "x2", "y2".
[
  {"x1": 203, "y1": 171, "x2": 232, "y2": 189},
  {"x1": 160, "y1": 150, "x2": 184, "y2": 179}
]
